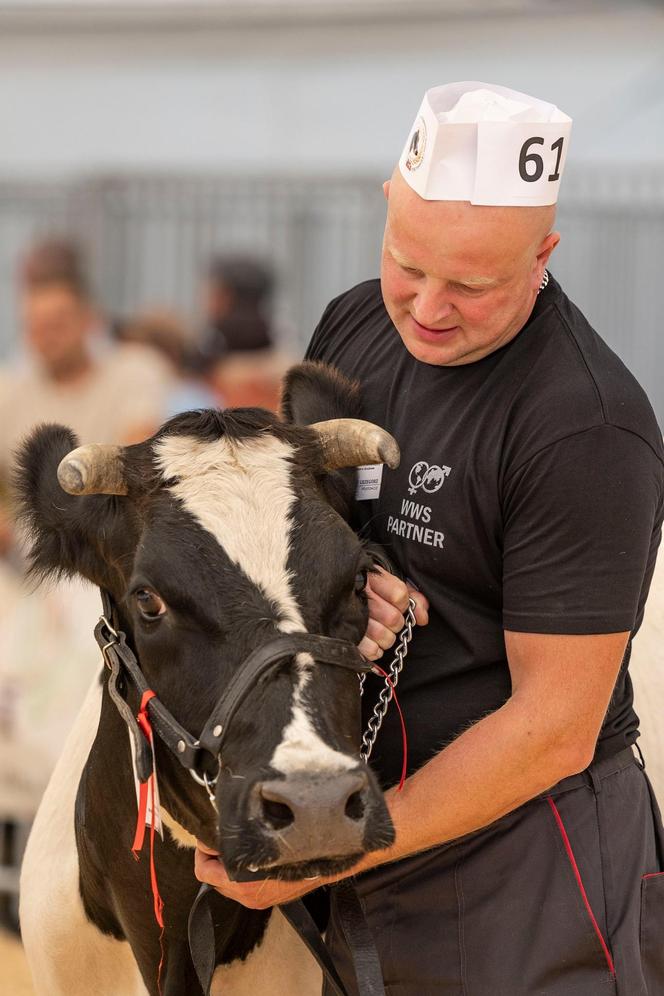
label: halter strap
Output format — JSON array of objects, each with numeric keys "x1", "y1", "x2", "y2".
[{"x1": 95, "y1": 591, "x2": 372, "y2": 782}]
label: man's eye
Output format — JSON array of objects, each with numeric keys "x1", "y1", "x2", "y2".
[
  {"x1": 135, "y1": 589, "x2": 167, "y2": 620},
  {"x1": 354, "y1": 569, "x2": 368, "y2": 595},
  {"x1": 456, "y1": 284, "x2": 486, "y2": 295}
]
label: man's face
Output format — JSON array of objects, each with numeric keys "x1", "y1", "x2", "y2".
[
  {"x1": 380, "y1": 171, "x2": 558, "y2": 366},
  {"x1": 22, "y1": 284, "x2": 94, "y2": 376}
]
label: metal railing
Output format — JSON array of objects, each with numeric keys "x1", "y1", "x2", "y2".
[{"x1": 0, "y1": 167, "x2": 662, "y2": 422}]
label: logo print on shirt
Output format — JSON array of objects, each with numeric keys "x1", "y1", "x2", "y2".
[
  {"x1": 408, "y1": 461, "x2": 451, "y2": 496},
  {"x1": 386, "y1": 459, "x2": 451, "y2": 550}
]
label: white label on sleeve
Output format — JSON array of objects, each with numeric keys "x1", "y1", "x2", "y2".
[{"x1": 355, "y1": 463, "x2": 383, "y2": 501}]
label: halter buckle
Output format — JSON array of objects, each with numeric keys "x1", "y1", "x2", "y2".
[
  {"x1": 189, "y1": 759, "x2": 219, "y2": 813},
  {"x1": 99, "y1": 615, "x2": 120, "y2": 662}
]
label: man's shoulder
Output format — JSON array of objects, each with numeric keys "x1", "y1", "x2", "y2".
[
  {"x1": 320, "y1": 278, "x2": 384, "y2": 325},
  {"x1": 554, "y1": 281, "x2": 661, "y2": 452},
  {"x1": 506, "y1": 278, "x2": 664, "y2": 468},
  {"x1": 306, "y1": 279, "x2": 389, "y2": 366}
]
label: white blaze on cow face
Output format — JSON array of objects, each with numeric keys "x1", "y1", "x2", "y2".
[
  {"x1": 156, "y1": 434, "x2": 305, "y2": 633},
  {"x1": 155, "y1": 433, "x2": 356, "y2": 775}
]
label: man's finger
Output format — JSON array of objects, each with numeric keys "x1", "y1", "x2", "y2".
[
  {"x1": 365, "y1": 617, "x2": 398, "y2": 651},
  {"x1": 366, "y1": 590, "x2": 406, "y2": 633},
  {"x1": 406, "y1": 585, "x2": 429, "y2": 626},
  {"x1": 194, "y1": 848, "x2": 228, "y2": 887},
  {"x1": 357, "y1": 636, "x2": 384, "y2": 661},
  {"x1": 366, "y1": 566, "x2": 410, "y2": 612}
]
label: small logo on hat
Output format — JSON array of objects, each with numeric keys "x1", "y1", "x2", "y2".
[{"x1": 405, "y1": 117, "x2": 427, "y2": 171}]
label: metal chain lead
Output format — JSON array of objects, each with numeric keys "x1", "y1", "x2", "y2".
[{"x1": 360, "y1": 597, "x2": 416, "y2": 762}]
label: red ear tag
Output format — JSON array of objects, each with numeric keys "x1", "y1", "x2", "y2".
[
  {"x1": 128, "y1": 693, "x2": 163, "y2": 852},
  {"x1": 129, "y1": 690, "x2": 166, "y2": 995}
]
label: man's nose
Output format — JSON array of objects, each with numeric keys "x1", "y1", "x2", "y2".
[{"x1": 412, "y1": 283, "x2": 456, "y2": 327}]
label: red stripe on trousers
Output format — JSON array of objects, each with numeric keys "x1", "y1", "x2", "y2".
[{"x1": 546, "y1": 795, "x2": 616, "y2": 976}]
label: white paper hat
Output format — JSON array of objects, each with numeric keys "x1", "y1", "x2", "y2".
[{"x1": 399, "y1": 81, "x2": 572, "y2": 206}]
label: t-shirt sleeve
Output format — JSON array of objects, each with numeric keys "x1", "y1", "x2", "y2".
[
  {"x1": 501, "y1": 424, "x2": 663, "y2": 634},
  {"x1": 303, "y1": 299, "x2": 336, "y2": 363}
]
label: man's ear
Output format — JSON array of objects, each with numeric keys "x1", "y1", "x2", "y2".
[
  {"x1": 383, "y1": 179, "x2": 391, "y2": 200},
  {"x1": 533, "y1": 231, "x2": 560, "y2": 291},
  {"x1": 280, "y1": 361, "x2": 363, "y2": 425}
]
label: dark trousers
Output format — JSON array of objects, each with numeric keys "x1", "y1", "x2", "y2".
[{"x1": 324, "y1": 747, "x2": 664, "y2": 995}]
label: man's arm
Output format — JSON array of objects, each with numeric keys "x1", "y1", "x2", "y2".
[
  {"x1": 357, "y1": 628, "x2": 628, "y2": 870},
  {"x1": 195, "y1": 626, "x2": 628, "y2": 907}
]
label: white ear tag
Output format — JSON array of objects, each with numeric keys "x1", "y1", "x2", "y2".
[
  {"x1": 129, "y1": 728, "x2": 163, "y2": 839},
  {"x1": 355, "y1": 464, "x2": 383, "y2": 500}
]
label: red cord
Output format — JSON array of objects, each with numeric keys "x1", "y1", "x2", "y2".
[
  {"x1": 547, "y1": 796, "x2": 615, "y2": 976},
  {"x1": 131, "y1": 689, "x2": 166, "y2": 995},
  {"x1": 370, "y1": 664, "x2": 408, "y2": 791}
]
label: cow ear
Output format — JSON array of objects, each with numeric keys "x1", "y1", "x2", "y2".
[
  {"x1": 280, "y1": 361, "x2": 362, "y2": 425},
  {"x1": 280, "y1": 363, "x2": 362, "y2": 523},
  {"x1": 13, "y1": 423, "x2": 138, "y2": 596}
]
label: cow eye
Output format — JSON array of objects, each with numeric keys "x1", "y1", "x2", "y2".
[
  {"x1": 135, "y1": 588, "x2": 167, "y2": 620},
  {"x1": 354, "y1": 569, "x2": 368, "y2": 595}
]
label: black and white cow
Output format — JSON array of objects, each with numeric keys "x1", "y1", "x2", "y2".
[{"x1": 15, "y1": 363, "x2": 399, "y2": 996}]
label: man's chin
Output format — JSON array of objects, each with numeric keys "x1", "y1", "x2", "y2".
[{"x1": 399, "y1": 329, "x2": 464, "y2": 367}]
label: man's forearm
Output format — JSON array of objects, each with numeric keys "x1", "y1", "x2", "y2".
[{"x1": 347, "y1": 693, "x2": 589, "y2": 877}]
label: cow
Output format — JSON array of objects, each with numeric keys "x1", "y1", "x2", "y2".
[{"x1": 15, "y1": 362, "x2": 400, "y2": 996}]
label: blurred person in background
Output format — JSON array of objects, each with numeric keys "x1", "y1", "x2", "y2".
[
  {"x1": 115, "y1": 307, "x2": 220, "y2": 418},
  {"x1": 200, "y1": 254, "x2": 292, "y2": 410},
  {"x1": 202, "y1": 254, "x2": 274, "y2": 356},
  {"x1": 0, "y1": 237, "x2": 172, "y2": 506},
  {"x1": 0, "y1": 239, "x2": 172, "y2": 913}
]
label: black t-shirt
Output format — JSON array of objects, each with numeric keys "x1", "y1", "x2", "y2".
[{"x1": 305, "y1": 276, "x2": 664, "y2": 789}]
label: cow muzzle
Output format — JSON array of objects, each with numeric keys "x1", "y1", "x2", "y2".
[
  {"x1": 219, "y1": 763, "x2": 394, "y2": 880},
  {"x1": 251, "y1": 769, "x2": 369, "y2": 861}
]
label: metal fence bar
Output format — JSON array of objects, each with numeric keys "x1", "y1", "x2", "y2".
[{"x1": 0, "y1": 169, "x2": 662, "y2": 422}]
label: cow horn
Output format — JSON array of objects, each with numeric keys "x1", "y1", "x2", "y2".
[
  {"x1": 57, "y1": 444, "x2": 128, "y2": 496},
  {"x1": 309, "y1": 419, "x2": 400, "y2": 471}
]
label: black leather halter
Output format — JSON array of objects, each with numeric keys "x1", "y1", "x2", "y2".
[{"x1": 95, "y1": 589, "x2": 373, "y2": 792}]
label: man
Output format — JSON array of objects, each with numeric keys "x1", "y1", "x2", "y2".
[
  {"x1": 200, "y1": 254, "x2": 275, "y2": 359},
  {"x1": 196, "y1": 83, "x2": 664, "y2": 994},
  {"x1": 198, "y1": 254, "x2": 291, "y2": 410},
  {"x1": 0, "y1": 248, "x2": 171, "y2": 469}
]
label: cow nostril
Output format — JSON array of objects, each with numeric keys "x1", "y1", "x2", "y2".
[
  {"x1": 260, "y1": 797, "x2": 295, "y2": 831},
  {"x1": 344, "y1": 789, "x2": 366, "y2": 822}
]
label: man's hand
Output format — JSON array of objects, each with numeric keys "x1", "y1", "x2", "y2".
[
  {"x1": 194, "y1": 844, "x2": 335, "y2": 910},
  {"x1": 358, "y1": 566, "x2": 429, "y2": 661}
]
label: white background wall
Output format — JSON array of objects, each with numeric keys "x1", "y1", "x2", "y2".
[
  {"x1": 0, "y1": 1, "x2": 663, "y2": 417},
  {"x1": 0, "y1": 2, "x2": 662, "y2": 178}
]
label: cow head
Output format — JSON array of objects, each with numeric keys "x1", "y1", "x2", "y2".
[{"x1": 15, "y1": 362, "x2": 398, "y2": 880}]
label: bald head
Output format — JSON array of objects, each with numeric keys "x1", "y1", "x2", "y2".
[
  {"x1": 380, "y1": 167, "x2": 560, "y2": 366},
  {"x1": 387, "y1": 167, "x2": 556, "y2": 267}
]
